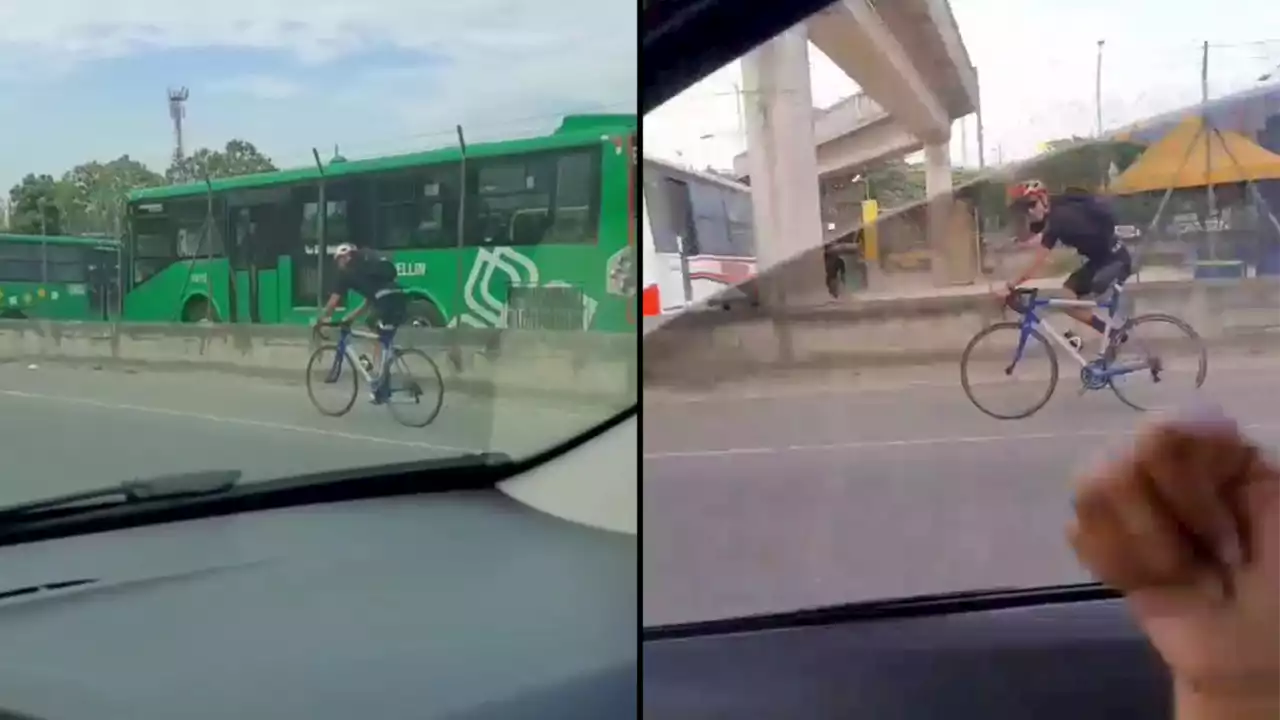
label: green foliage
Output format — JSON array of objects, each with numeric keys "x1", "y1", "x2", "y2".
[
  {"x1": 60, "y1": 156, "x2": 165, "y2": 235},
  {"x1": 8, "y1": 139, "x2": 275, "y2": 236},
  {"x1": 1017, "y1": 137, "x2": 1147, "y2": 192},
  {"x1": 165, "y1": 140, "x2": 277, "y2": 184},
  {"x1": 6, "y1": 174, "x2": 62, "y2": 235}
]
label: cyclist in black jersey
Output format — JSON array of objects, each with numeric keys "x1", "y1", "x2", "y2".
[
  {"x1": 1000, "y1": 179, "x2": 1132, "y2": 351},
  {"x1": 314, "y1": 243, "x2": 408, "y2": 400}
]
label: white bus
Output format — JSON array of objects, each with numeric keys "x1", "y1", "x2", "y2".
[{"x1": 640, "y1": 155, "x2": 758, "y2": 321}]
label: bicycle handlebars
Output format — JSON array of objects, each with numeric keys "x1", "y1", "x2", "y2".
[
  {"x1": 312, "y1": 320, "x2": 352, "y2": 341},
  {"x1": 1001, "y1": 287, "x2": 1038, "y2": 315}
]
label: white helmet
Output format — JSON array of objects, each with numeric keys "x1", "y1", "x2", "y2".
[{"x1": 333, "y1": 243, "x2": 357, "y2": 259}]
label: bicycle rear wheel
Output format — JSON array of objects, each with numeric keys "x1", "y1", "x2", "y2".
[
  {"x1": 960, "y1": 321, "x2": 1059, "y2": 420},
  {"x1": 306, "y1": 345, "x2": 359, "y2": 417},
  {"x1": 1108, "y1": 313, "x2": 1207, "y2": 412},
  {"x1": 384, "y1": 348, "x2": 445, "y2": 428}
]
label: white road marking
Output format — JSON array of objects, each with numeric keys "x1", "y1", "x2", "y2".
[
  {"x1": 0, "y1": 365, "x2": 610, "y2": 421},
  {"x1": 0, "y1": 388, "x2": 477, "y2": 453},
  {"x1": 643, "y1": 422, "x2": 1280, "y2": 460},
  {"x1": 647, "y1": 363, "x2": 1280, "y2": 405}
]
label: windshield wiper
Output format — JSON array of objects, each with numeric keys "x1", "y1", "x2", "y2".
[{"x1": 0, "y1": 469, "x2": 241, "y2": 523}]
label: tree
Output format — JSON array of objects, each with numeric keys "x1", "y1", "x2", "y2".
[
  {"x1": 166, "y1": 139, "x2": 277, "y2": 184},
  {"x1": 1023, "y1": 137, "x2": 1147, "y2": 192},
  {"x1": 60, "y1": 156, "x2": 164, "y2": 235},
  {"x1": 6, "y1": 174, "x2": 63, "y2": 235},
  {"x1": 864, "y1": 159, "x2": 926, "y2": 208}
]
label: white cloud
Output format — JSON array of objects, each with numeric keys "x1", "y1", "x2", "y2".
[
  {"x1": 210, "y1": 74, "x2": 303, "y2": 100},
  {"x1": 0, "y1": 0, "x2": 636, "y2": 144}
]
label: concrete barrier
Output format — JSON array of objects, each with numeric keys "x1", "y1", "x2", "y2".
[
  {"x1": 0, "y1": 321, "x2": 638, "y2": 410},
  {"x1": 645, "y1": 277, "x2": 1280, "y2": 388}
]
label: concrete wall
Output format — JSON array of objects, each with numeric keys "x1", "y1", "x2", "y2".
[
  {"x1": 644, "y1": 277, "x2": 1280, "y2": 387},
  {"x1": 0, "y1": 322, "x2": 638, "y2": 411}
]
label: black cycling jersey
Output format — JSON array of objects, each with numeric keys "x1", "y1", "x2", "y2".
[
  {"x1": 335, "y1": 249, "x2": 399, "y2": 300},
  {"x1": 1034, "y1": 194, "x2": 1118, "y2": 262}
]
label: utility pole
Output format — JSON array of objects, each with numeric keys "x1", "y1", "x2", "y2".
[
  {"x1": 975, "y1": 65, "x2": 985, "y2": 170},
  {"x1": 168, "y1": 87, "x2": 190, "y2": 168},
  {"x1": 1202, "y1": 41, "x2": 1216, "y2": 234},
  {"x1": 1094, "y1": 40, "x2": 1105, "y2": 137}
]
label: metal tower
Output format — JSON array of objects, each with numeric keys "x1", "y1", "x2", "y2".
[{"x1": 167, "y1": 86, "x2": 190, "y2": 165}]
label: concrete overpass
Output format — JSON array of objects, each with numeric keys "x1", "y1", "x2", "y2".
[
  {"x1": 733, "y1": 93, "x2": 918, "y2": 180},
  {"x1": 737, "y1": 0, "x2": 980, "y2": 298}
]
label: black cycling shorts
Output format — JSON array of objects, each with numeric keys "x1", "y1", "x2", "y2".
[
  {"x1": 366, "y1": 291, "x2": 408, "y2": 341},
  {"x1": 1064, "y1": 245, "x2": 1132, "y2": 298}
]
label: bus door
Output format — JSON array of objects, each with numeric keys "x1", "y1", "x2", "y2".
[
  {"x1": 87, "y1": 246, "x2": 120, "y2": 320},
  {"x1": 293, "y1": 184, "x2": 349, "y2": 312},
  {"x1": 228, "y1": 188, "x2": 290, "y2": 323},
  {"x1": 641, "y1": 172, "x2": 696, "y2": 312}
]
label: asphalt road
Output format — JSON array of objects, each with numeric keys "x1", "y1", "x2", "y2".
[
  {"x1": 642, "y1": 355, "x2": 1280, "y2": 627},
  {"x1": 0, "y1": 362, "x2": 608, "y2": 507}
]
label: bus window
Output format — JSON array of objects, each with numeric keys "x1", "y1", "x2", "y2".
[
  {"x1": 465, "y1": 148, "x2": 600, "y2": 247},
  {"x1": 297, "y1": 184, "x2": 352, "y2": 305},
  {"x1": 724, "y1": 191, "x2": 756, "y2": 257},
  {"x1": 373, "y1": 168, "x2": 458, "y2": 250},
  {"x1": 546, "y1": 151, "x2": 600, "y2": 245},
  {"x1": 687, "y1": 183, "x2": 732, "y2": 257},
  {"x1": 0, "y1": 242, "x2": 43, "y2": 283},
  {"x1": 660, "y1": 177, "x2": 699, "y2": 256},
  {"x1": 173, "y1": 200, "x2": 224, "y2": 258},
  {"x1": 45, "y1": 245, "x2": 89, "y2": 284}
]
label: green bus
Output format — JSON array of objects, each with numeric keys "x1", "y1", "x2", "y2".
[
  {"x1": 122, "y1": 114, "x2": 638, "y2": 331},
  {"x1": 0, "y1": 233, "x2": 121, "y2": 321}
]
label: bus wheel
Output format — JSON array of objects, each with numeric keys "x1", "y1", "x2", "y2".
[
  {"x1": 406, "y1": 297, "x2": 446, "y2": 328},
  {"x1": 181, "y1": 297, "x2": 218, "y2": 323},
  {"x1": 0, "y1": 310, "x2": 27, "y2": 320}
]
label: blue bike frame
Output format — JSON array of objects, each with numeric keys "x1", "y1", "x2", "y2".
[
  {"x1": 1007, "y1": 288, "x2": 1149, "y2": 382},
  {"x1": 326, "y1": 325, "x2": 395, "y2": 402}
]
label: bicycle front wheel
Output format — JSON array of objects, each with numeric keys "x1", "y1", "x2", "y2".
[
  {"x1": 384, "y1": 348, "x2": 445, "y2": 428},
  {"x1": 1108, "y1": 313, "x2": 1207, "y2": 412},
  {"x1": 306, "y1": 345, "x2": 359, "y2": 417},
  {"x1": 960, "y1": 321, "x2": 1059, "y2": 420}
]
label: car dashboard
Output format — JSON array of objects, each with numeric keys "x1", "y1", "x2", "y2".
[
  {"x1": 643, "y1": 584, "x2": 1171, "y2": 720},
  {"x1": 0, "y1": 417, "x2": 638, "y2": 720}
]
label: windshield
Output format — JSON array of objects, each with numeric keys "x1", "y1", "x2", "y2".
[
  {"x1": 0, "y1": 2, "x2": 637, "y2": 506},
  {"x1": 643, "y1": 2, "x2": 1280, "y2": 626}
]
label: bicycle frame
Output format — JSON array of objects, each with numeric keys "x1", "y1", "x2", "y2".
[
  {"x1": 327, "y1": 325, "x2": 394, "y2": 388},
  {"x1": 1008, "y1": 286, "x2": 1149, "y2": 381}
]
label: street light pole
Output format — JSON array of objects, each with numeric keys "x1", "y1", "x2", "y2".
[{"x1": 1095, "y1": 40, "x2": 1105, "y2": 137}]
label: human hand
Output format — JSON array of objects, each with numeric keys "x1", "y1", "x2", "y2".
[{"x1": 1068, "y1": 407, "x2": 1279, "y2": 717}]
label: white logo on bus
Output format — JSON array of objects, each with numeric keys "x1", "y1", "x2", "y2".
[{"x1": 454, "y1": 247, "x2": 597, "y2": 329}]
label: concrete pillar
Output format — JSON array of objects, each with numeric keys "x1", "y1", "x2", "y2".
[
  {"x1": 741, "y1": 27, "x2": 827, "y2": 311},
  {"x1": 923, "y1": 141, "x2": 953, "y2": 287}
]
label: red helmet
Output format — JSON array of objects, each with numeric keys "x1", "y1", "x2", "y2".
[{"x1": 1007, "y1": 179, "x2": 1049, "y2": 208}]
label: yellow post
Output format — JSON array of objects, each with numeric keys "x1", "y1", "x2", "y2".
[{"x1": 861, "y1": 199, "x2": 880, "y2": 262}]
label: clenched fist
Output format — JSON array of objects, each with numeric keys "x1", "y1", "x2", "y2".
[{"x1": 1069, "y1": 408, "x2": 1278, "y2": 718}]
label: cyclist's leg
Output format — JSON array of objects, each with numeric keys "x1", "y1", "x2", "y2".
[
  {"x1": 372, "y1": 293, "x2": 408, "y2": 382},
  {"x1": 1062, "y1": 262, "x2": 1107, "y2": 333},
  {"x1": 1090, "y1": 248, "x2": 1134, "y2": 346},
  {"x1": 1089, "y1": 247, "x2": 1133, "y2": 297}
]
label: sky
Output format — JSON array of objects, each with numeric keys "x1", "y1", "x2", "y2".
[
  {"x1": 0, "y1": 0, "x2": 637, "y2": 192},
  {"x1": 644, "y1": 0, "x2": 1280, "y2": 173}
]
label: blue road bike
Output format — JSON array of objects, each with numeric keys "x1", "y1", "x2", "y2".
[
  {"x1": 306, "y1": 321, "x2": 444, "y2": 428},
  {"x1": 960, "y1": 283, "x2": 1207, "y2": 419}
]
